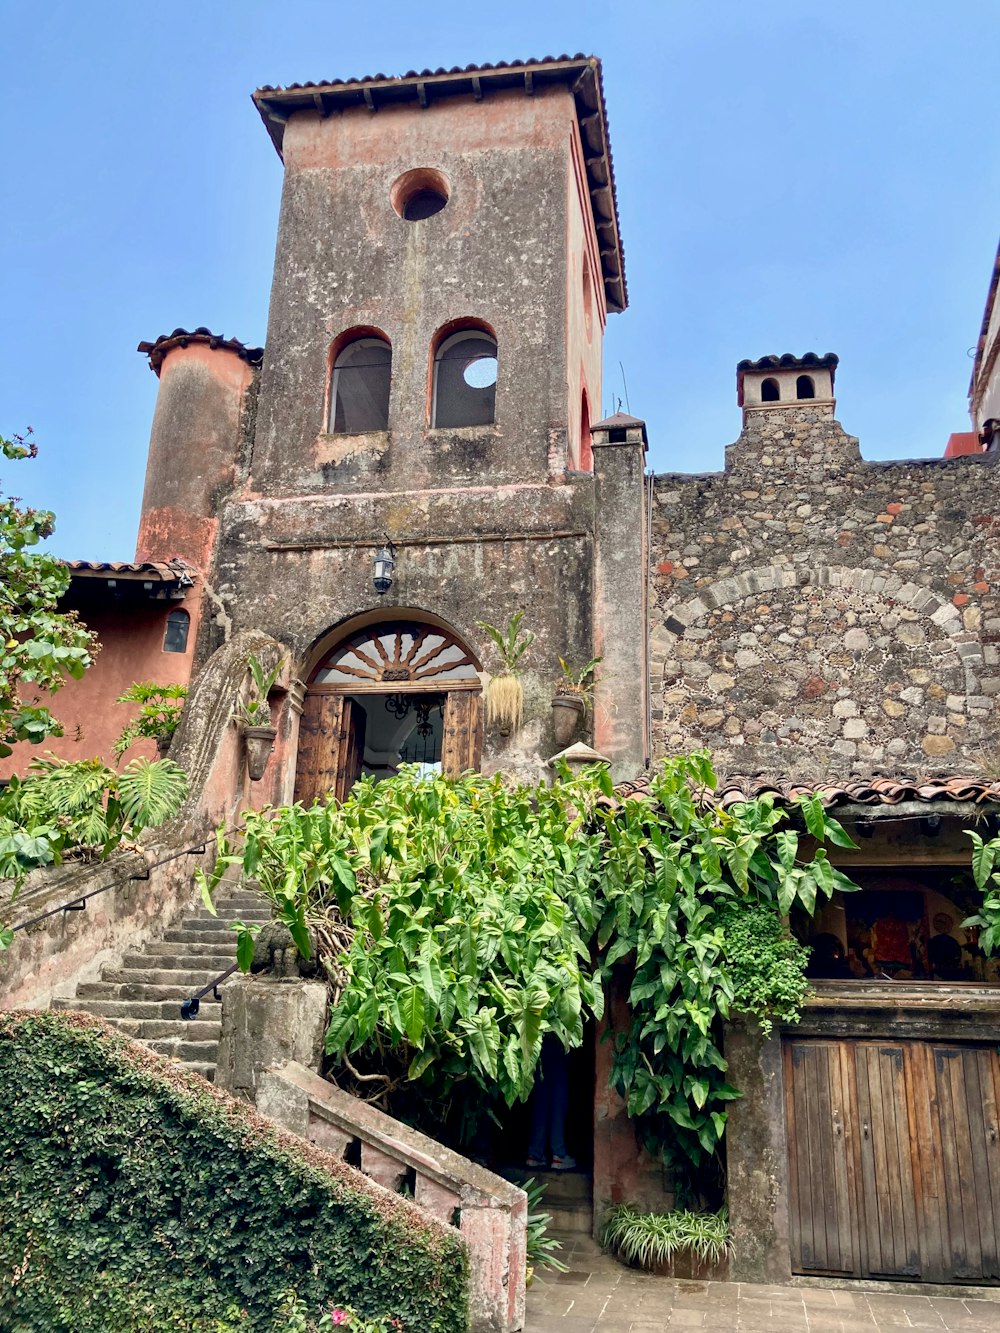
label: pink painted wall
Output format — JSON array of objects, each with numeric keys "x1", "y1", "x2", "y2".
[{"x1": 0, "y1": 594, "x2": 200, "y2": 780}]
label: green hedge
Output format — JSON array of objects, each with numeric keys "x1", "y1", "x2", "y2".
[{"x1": 0, "y1": 1011, "x2": 468, "y2": 1332}]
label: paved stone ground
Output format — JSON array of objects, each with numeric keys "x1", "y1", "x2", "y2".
[{"x1": 527, "y1": 1235, "x2": 1000, "y2": 1332}]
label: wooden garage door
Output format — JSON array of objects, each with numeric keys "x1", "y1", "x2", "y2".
[{"x1": 785, "y1": 1038, "x2": 1000, "y2": 1284}]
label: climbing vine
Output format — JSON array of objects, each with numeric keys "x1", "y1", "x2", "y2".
[{"x1": 210, "y1": 753, "x2": 859, "y2": 1185}]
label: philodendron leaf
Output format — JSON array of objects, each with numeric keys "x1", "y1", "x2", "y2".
[
  {"x1": 236, "y1": 929, "x2": 256, "y2": 974},
  {"x1": 0, "y1": 927, "x2": 13, "y2": 951}
]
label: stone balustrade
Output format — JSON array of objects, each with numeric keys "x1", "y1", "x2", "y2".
[{"x1": 257, "y1": 1059, "x2": 527, "y2": 1333}]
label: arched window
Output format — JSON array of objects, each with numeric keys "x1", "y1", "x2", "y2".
[
  {"x1": 796, "y1": 374, "x2": 815, "y2": 400},
  {"x1": 163, "y1": 607, "x2": 190, "y2": 654},
  {"x1": 329, "y1": 335, "x2": 392, "y2": 434},
  {"x1": 432, "y1": 328, "x2": 498, "y2": 428},
  {"x1": 761, "y1": 378, "x2": 780, "y2": 403},
  {"x1": 579, "y1": 389, "x2": 593, "y2": 471}
]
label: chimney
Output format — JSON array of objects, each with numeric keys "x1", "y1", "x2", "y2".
[{"x1": 736, "y1": 352, "x2": 838, "y2": 426}]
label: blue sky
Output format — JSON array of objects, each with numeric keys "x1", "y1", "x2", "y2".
[{"x1": 2, "y1": 0, "x2": 997, "y2": 559}]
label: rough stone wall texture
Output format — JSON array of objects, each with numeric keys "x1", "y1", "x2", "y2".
[{"x1": 650, "y1": 402, "x2": 1000, "y2": 778}]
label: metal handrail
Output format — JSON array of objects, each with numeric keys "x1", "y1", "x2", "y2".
[
  {"x1": 7, "y1": 822, "x2": 244, "y2": 935},
  {"x1": 180, "y1": 962, "x2": 241, "y2": 1020}
]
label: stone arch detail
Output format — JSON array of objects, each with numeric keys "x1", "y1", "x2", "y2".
[
  {"x1": 653, "y1": 564, "x2": 984, "y2": 696},
  {"x1": 649, "y1": 564, "x2": 993, "y2": 774}
]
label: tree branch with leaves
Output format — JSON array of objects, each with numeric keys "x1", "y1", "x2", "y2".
[{"x1": 0, "y1": 430, "x2": 97, "y2": 758}]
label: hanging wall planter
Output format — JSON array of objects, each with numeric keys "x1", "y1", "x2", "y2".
[
  {"x1": 551, "y1": 693, "x2": 585, "y2": 745},
  {"x1": 243, "y1": 725, "x2": 277, "y2": 782},
  {"x1": 237, "y1": 651, "x2": 285, "y2": 782}
]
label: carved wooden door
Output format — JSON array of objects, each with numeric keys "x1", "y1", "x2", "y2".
[{"x1": 293, "y1": 694, "x2": 366, "y2": 804}]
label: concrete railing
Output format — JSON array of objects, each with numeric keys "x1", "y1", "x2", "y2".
[{"x1": 258, "y1": 1061, "x2": 527, "y2": 1333}]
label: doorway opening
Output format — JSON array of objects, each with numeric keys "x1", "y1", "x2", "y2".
[{"x1": 294, "y1": 618, "x2": 482, "y2": 805}]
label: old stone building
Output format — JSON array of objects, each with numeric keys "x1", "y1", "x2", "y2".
[{"x1": 5, "y1": 54, "x2": 1000, "y2": 1301}]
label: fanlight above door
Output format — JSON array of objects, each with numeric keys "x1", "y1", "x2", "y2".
[{"x1": 312, "y1": 622, "x2": 479, "y2": 690}]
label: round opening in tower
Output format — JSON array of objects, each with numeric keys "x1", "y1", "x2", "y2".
[{"x1": 391, "y1": 168, "x2": 450, "y2": 221}]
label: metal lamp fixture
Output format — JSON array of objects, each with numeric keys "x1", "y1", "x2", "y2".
[{"x1": 372, "y1": 537, "x2": 397, "y2": 596}]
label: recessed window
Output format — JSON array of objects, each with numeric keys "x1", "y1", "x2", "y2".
[
  {"x1": 163, "y1": 608, "x2": 190, "y2": 654},
  {"x1": 761, "y1": 377, "x2": 780, "y2": 403},
  {"x1": 432, "y1": 329, "x2": 498, "y2": 428},
  {"x1": 796, "y1": 374, "x2": 816, "y2": 400},
  {"x1": 330, "y1": 336, "x2": 392, "y2": 434},
  {"x1": 391, "y1": 168, "x2": 449, "y2": 222}
]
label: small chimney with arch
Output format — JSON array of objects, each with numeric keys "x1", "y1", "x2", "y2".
[{"x1": 736, "y1": 352, "x2": 838, "y2": 426}]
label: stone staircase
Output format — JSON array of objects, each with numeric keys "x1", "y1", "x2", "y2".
[{"x1": 52, "y1": 886, "x2": 271, "y2": 1082}]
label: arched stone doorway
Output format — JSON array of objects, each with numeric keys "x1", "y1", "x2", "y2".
[{"x1": 294, "y1": 617, "x2": 483, "y2": 804}]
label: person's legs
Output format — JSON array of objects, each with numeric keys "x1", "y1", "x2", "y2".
[
  {"x1": 546, "y1": 1041, "x2": 572, "y2": 1166},
  {"x1": 527, "y1": 1058, "x2": 552, "y2": 1165}
]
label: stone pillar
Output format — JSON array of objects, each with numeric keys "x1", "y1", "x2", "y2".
[
  {"x1": 214, "y1": 975, "x2": 327, "y2": 1097},
  {"x1": 591, "y1": 414, "x2": 648, "y2": 783},
  {"x1": 725, "y1": 1019, "x2": 792, "y2": 1283}
]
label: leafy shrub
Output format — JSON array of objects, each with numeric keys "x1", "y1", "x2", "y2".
[
  {"x1": 601, "y1": 1202, "x2": 732, "y2": 1270},
  {"x1": 0, "y1": 1011, "x2": 468, "y2": 1333},
  {"x1": 717, "y1": 900, "x2": 812, "y2": 1037},
  {"x1": 207, "y1": 753, "x2": 859, "y2": 1187},
  {"x1": 114, "y1": 681, "x2": 188, "y2": 757}
]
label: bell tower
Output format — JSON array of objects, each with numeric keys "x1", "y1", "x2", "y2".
[{"x1": 249, "y1": 58, "x2": 626, "y2": 492}]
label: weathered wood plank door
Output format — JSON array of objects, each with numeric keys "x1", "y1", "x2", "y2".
[
  {"x1": 785, "y1": 1038, "x2": 1000, "y2": 1285},
  {"x1": 853, "y1": 1043, "x2": 921, "y2": 1278},
  {"x1": 785, "y1": 1040, "x2": 860, "y2": 1275}
]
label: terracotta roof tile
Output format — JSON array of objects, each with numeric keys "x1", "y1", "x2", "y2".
[
  {"x1": 66, "y1": 559, "x2": 196, "y2": 583},
  {"x1": 608, "y1": 771, "x2": 1000, "y2": 811},
  {"x1": 736, "y1": 353, "x2": 839, "y2": 373},
  {"x1": 137, "y1": 328, "x2": 264, "y2": 377}
]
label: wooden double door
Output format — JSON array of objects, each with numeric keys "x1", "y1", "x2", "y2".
[
  {"x1": 294, "y1": 688, "x2": 483, "y2": 805},
  {"x1": 785, "y1": 1037, "x2": 1000, "y2": 1284}
]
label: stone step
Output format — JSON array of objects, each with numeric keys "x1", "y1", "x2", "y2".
[
  {"x1": 179, "y1": 1062, "x2": 216, "y2": 1082},
  {"x1": 143, "y1": 940, "x2": 240, "y2": 958},
  {"x1": 54, "y1": 996, "x2": 218, "y2": 1020},
  {"x1": 145, "y1": 1038, "x2": 221, "y2": 1062},
  {"x1": 543, "y1": 1204, "x2": 593, "y2": 1234},
  {"x1": 70, "y1": 1010, "x2": 222, "y2": 1042},
  {"x1": 119, "y1": 952, "x2": 236, "y2": 971},
  {"x1": 102, "y1": 967, "x2": 235, "y2": 988},
  {"x1": 76, "y1": 981, "x2": 223, "y2": 1003},
  {"x1": 179, "y1": 915, "x2": 270, "y2": 931},
  {"x1": 162, "y1": 929, "x2": 244, "y2": 946},
  {"x1": 511, "y1": 1170, "x2": 593, "y2": 1204},
  {"x1": 217, "y1": 894, "x2": 271, "y2": 908}
]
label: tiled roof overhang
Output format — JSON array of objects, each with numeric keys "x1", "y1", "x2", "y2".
[
  {"x1": 65, "y1": 560, "x2": 196, "y2": 599},
  {"x1": 609, "y1": 772, "x2": 1000, "y2": 812},
  {"x1": 252, "y1": 55, "x2": 627, "y2": 313},
  {"x1": 137, "y1": 328, "x2": 264, "y2": 377}
]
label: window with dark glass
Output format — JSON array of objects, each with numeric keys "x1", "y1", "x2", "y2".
[
  {"x1": 330, "y1": 337, "x2": 392, "y2": 434},
  {"x1": 163, "y1": 608, "x2": 190, "y2": 654},
  {"x1": 432, "y1": 330, "x2": 498, "y2": 428}
]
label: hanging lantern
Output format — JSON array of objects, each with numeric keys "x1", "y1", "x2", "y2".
[{"x1": 372, "y1": 537, "x2": 396, "y2": 596}]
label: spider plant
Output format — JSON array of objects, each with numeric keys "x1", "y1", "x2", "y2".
[
  {"x1": 601, "y1": 1203, "x2": 732, "y2": 1271},
  {"x1": 523, "y1": 1177, "x2": 568, "y2": 1275},
  {"x1": 477, "y1": 611, "x2": 534, "y2": 734}
]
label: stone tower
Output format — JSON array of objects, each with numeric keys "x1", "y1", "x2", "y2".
[{"x1": 135, "y1": 58, "x2": 648, "y2": 791}]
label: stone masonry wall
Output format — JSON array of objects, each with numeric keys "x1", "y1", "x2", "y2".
[{"x1": 649, "y1": 402, "x2": 1000, "y2": 778}]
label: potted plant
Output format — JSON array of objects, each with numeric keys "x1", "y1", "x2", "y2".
[
  {"x1": 476, "y1": 611, "x2": 534, "y2": 736},
  {"x1": 551, "y1": 656, "x2": 601, "y2": 746},
  {"x1": 601, "y1": 1203, "x2": 732, "y2": 1281},
  {"x1": 114, "y1": 682, "x2": 188, "y2": 759},
  {"x1": 239, "y1": 652, "x2": 284, "y2": 781}
]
